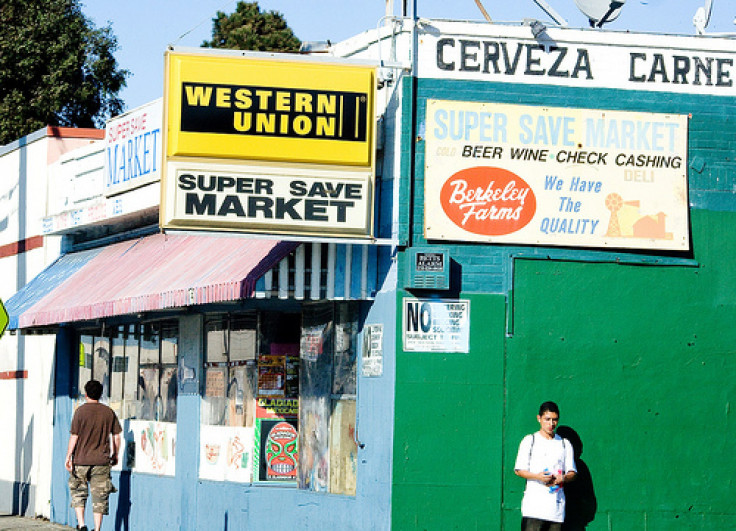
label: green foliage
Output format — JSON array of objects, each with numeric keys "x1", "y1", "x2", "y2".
[
  {"x1": 0, "y1": 0, "x2": 128, "y2": 145},
  {"x1": 202, "y1": 1, "x2": 301, "y2": 52}
]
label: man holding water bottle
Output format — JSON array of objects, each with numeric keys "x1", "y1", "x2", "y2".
[{"x1": 514, "y1": 401, "x2": 577, "y2": 531}]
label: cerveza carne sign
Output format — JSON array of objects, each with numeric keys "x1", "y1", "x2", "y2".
[
  {"x1": 162, "y1": 50, "x2": 376, "y2": 238},
  {"x1": 419, "y1": 24, "x2": 736, "y2": 96}
]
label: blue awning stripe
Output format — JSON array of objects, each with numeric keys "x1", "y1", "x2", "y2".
[{"x1": 4, "y1": 247, "x2": 104, "y2": 329}]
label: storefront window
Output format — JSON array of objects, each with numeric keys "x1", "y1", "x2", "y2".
[
  {"x1": 199, "y1": 304, "x2": 359, "y2": 494},
  {"x1": 76, "y1": 321, "x2": 179, "y2": 422},
  {"x1": 298, "y1": 302, "x2": 359, "y2": 495},
  {"x1": 122, "y1": 324, "x2": 140, "y2": 419},
  {"x1": 202, "y1": 313, "x2": 258, "y2": 427},
  {"x1": 255, "y1": 312, "x2": 301, "y2": 483},
  {"x1": 76, "y1": 321, "x2": 179, "y2": 476}
]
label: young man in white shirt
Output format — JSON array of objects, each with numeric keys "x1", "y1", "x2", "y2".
[{"x1": 514, "y1": 401, "x2": 577, "y2": 531}]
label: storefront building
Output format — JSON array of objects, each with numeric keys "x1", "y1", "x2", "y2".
[
  {"x1": 5, "y1": 18, "x2": 736, "y2": 531},
  {"x1": 390, "y1": 20, "x2": 736, "y2": 530},
  {"x1": 4, "y1": 50, "x2": 402, "y2": 530}
]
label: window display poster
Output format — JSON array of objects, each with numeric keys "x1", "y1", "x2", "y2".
[
  {"x1": 361, "y1": 324, "x2": 384, "y2": 377},
  {"x1": 329, "y1": 399, "x2": 358, "y2": 496},
  {"x1": 139, "y1": 367, "x2": 160, "y2": 420},
  {"x1": 161, "y1": 366, "x2": 177, "y2": 422},
  {"x1": 257, "y1": 354, "x2": 286, "y2": 397},
  {"x1": 205, "y1": 367, "x2": 226, "y2": 397},
  {"x1": 199, "y1": 424, "x2": 254, "y2": 483},
  {"x1": 333, "y1": 317, "x2": 357, "y2": 395},
  {"x1": 285, "y1": 356, "x2": 299, "y2": 398},
  {"x1": 130, "y1": 419, "x2": 176, "y2": 476},
  {"x1": 256, "y1": 398, "x2": 298, "y2": 419},
  {"x1": 301, "y1": 324, "x2": 327, "y2": 363},
  {"x1": 254, "y1": 419, "x2": 299, "y2": 482},
  {"x1": 227, "y1": 364, "x2": 249, "y2": 427},
  {"x1": 297, "y1": 396, "x2": 330, "y2": 492}
]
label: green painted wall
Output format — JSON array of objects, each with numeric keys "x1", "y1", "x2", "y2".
[
  {"x1": 503, "y1": 207, "x2": 736, "y2": 529},
  {"x1": 392, "y1": 211, "x2": 736, "y2": 530},
  {"x1": 392, "y1": 292, "x2": 506, "y2": 530},
  {"x1": 391, "y1": 35, "x2": 736, "y2": 530}
]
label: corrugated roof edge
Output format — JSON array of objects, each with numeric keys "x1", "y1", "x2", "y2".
[{"x1": 46, "y1": 126, "x2": 105, "y2": 139}]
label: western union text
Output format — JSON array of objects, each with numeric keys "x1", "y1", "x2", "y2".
[{"x1": 180, "y1": 83, "x2": 368, "y2": 141}]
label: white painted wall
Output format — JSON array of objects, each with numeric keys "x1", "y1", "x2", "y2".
[{"x1": 0, "y1": 128, "x2": 98, "y2": 517}]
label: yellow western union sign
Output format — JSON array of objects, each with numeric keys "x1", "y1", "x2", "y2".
[{"x1": 165, "y1": 52, "x2": 375, "y2": 166}]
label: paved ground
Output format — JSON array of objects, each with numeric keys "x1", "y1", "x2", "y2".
[{"x1": 0, "y1": 515, "x2": 74, "y2": 530}]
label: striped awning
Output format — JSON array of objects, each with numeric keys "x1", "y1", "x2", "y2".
[
  {"x1": 8, "y1": 233, "x2": 379, "y2": 330},
  {"x1": 255, "y1": 242, "x2": 378, "y2": 301},
  {"x1": 13, "y1": 234, "x2": 295, "y2": 329},
  {"x1": 4, "y1": 246, "x2": 104, "y2": 329}
]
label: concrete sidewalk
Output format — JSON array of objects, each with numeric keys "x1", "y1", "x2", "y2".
[{"x1": 0, "y1": 515, "x2": 73, "y2": 530}]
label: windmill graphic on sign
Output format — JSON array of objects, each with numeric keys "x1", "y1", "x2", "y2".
[
  {"x1": 605, "y1": 193, "x2": 623, "y2": 237},
  {"x1": 604, "y1": 192, "x2": 673, "y2": 240}
]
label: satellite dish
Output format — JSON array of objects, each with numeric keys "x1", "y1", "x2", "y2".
[
  {"x1": 574, "y1": 0, "x2": 626, "y2": 27},
  {"x1": 693, "y1": 0, "x2": 714, "y2": 35}
]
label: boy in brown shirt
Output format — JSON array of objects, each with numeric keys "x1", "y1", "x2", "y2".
[{"x1": 65, "y1": 379, "x2": 122, "y2": 531}]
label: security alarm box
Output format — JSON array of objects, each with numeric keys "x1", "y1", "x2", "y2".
[{"x1": 405, "y1": 248, "x2": 450, "y2": 290}]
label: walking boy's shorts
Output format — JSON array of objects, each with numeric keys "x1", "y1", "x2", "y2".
[{"x1": 69, "y1": 464, "x2": 116, "y2": 515}]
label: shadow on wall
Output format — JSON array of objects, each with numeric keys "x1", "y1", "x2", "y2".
[
  {"x1": 557, "y1": 426, "x2": 597, "y2": 531},
  {"x1": 113, "y1": 422, "x2": 134, "y2": 531},
  {"x1": 14, "y1": 416, "x2": 33, "y2": 515}
]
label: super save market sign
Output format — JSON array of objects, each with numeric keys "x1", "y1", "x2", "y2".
[
  {"x1": 424, "y1": 100, "x2": 689, "y2": 251},
  {"x1": 105, "y1": 99, "x2": 162, "y2": 197},
  {"x1": 161, "y1": 50, "x2": 376, "y2": 238}
]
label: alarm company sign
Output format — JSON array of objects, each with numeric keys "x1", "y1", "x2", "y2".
[{"x1": 161, "y1": 49, "x2": 376, "y2": 238}]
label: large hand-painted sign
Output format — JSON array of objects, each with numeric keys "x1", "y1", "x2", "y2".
[
  {"x1": 161, "y1": 50, "x2": 376, "y2": 238},
  {"x1": 425, "y1": 100, "x2": 689, "y2": 251}
]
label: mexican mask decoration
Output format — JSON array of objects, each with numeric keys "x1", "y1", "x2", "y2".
[{"x1": 266, "y1": 421, "x2": 298, "y2": 480}]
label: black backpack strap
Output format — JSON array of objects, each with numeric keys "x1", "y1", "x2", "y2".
[{"x1": 527, "y1": 433, "x2": 535, "y2": 469}]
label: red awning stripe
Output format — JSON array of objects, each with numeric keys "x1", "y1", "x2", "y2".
[{"x1": 19, "y1": 233, "x2": 295, "y2": 328}]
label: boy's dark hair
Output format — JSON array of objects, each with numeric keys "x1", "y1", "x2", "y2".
[
  {"x1": 539, "y1": 401, "x2": 560, "y2": 416},
  {"x1": 85, "y1": 379, "x2": 103, "y2": 400}
]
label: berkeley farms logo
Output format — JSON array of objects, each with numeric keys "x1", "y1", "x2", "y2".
[{"x1": 439, "y1": 167, "x2": 536, "y2": 236}]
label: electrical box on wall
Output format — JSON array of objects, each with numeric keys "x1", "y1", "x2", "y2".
[{"x1": 405, "y1": 248, "x2": 450, "y2": 290}]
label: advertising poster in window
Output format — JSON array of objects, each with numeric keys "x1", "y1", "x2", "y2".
[
  {"x1": 256, "y1": 398, "x2": 298, "y2": 419},
  {"x1": 129, "y1": 420, "x2": 176, "y2": 476},
  {"x1": 257, "y1": 354, "x2": 286, "y2": 397},
  {"x1": 297, "y1": 397, "x2": 330, "y2": 492},
  {"x1": 328, "y1": 399, "x2": 357, "y2": 496},
  {"x1": 199, "y1": 425, "x2": 254, "y2": 483},
  {"x1": 254, "y1": 419, "x2": 298, "y2": 482},
  {"x1": 424, "y1": 100, "x2": 689, "y2": 251}
]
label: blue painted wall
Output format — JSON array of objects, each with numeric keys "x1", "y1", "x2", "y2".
[{"x1": 50, "y1": 288, "x2": 397, "y2": 531}]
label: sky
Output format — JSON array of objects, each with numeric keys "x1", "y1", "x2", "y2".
[{"x1": 82, "y1": 0, "x2": 736, "y2": 113}]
